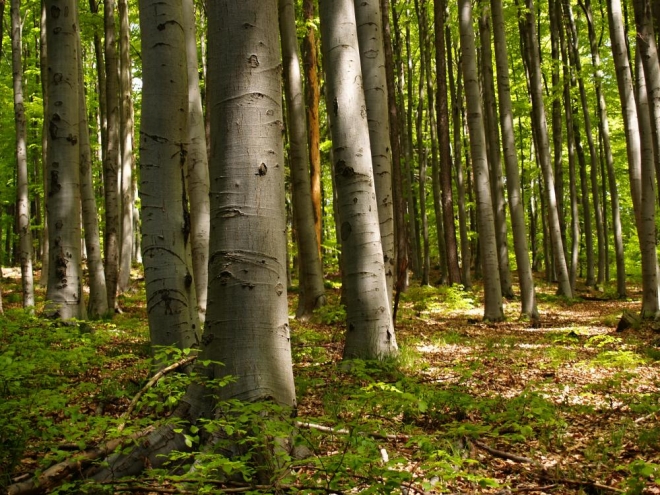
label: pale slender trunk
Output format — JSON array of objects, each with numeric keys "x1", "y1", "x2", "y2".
[
  {"x1": 491, "y1": 0, "x2": 537, "y2": 319},
  {"x1": 550, "y1": 0, "x2": 565, "y2": 252},
  {"x1": 458, "y1": 0, "x2": 503, "y2": 321},
  {"x1": 583, "y1": 0, "x2": 626, "y2": 297},
  {"x1": 320, "y1": 0, "x2": 397, "y2": 358},
  {"x1": 104, "y1": 0, "x2": 120, "y2": 310},
  {"x1": 608, "y1": 0, "x2": 642, "y2": 230},
  {"x1": 434, "y1": 0, "x2": 461, "y2": 286},
  {"x1": 564, "y1": 0, "x2": 605, "y2": 287},
  {"x1": 354, "y1": 0, "x2": 395, "y2": 304},
  {"x1": 139, "y1": 0, "x2": 200, "y2": 351},
  {"x1": 206, "y1": 0, "x2": 296, "y2": 404},
  {"x1": 77, "y1": 16, "x2": 108, "y2": 318},
  {"x1": 279, "y1": 0, "x2": 326, "y2": 319},
  {"x1": 478, "y1": 5, "x2": 513, "y2": 299},
  {"x1": 11, "y1": 0, "x2": 35, "y2": 309},
  {"x1": 40, "y1": 0, "x2": 49, "y2": 287},
  {"x1": 302, "y1": 0, "x2": 323, "y2": 255},
  {"x1": 118, "y1": 0, "x2": 133, "y2": 293},
  {"x1": 182, "y1": 0, "x2": 210, "y2": 323},
  {"x1": 44, "y1": 0, "x2": 84, "y2": 320},
  {"x1": 635, "y1": 49, "x2": 660, "y2": 317},
  {"x1": 523, "y1": 0, "x2": 572, "y2": 297},
  {"x1": 381, "y1": 0, "x2": 408, "y2": 308}
]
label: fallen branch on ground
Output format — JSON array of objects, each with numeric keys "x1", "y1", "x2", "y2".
[
  {"x1": 295, "y1": 420, "x2": 411, "y2": 442},
  {"x1": 118, "y1": 353, "x2": 198, "y2": 432},
  {"x1": 7, "y1": 426, "x2": 155, "y2": 495},
  {"x1": 470, "y1": 439, "x2": 538, "y2": 465}
]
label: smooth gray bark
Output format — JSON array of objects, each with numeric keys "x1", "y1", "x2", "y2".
[
  {"x1": 39, "y1": 0, "x2": 49, "y2": 287},
  {"x1": 490, "y1": 0, "x2": 538, "y2": 319},
  {"x1": 478, "y1": 5, "x2": 514, "y2": 299},
  {"x1": 77, "y1": 15, "x2": 108, "y2": 318},
  {"x1": 182, "y1": 0, "x2": 210, "y2": 323},
  {"x1": 354, "y1": 0, "x2": 395, "y2": 304},
  {"x1": 118, "y1": 0, "x2": 134, "y2": 293},
  {"x1": 11, "y1": 0, "x2": 34, "y2": 309},
  {"x1": 524, "y1": 0, "x2": 572, "y2": 297},
  {"x1": 206, "y1": 0, "x2": 296, "y2": 404},
  {"x1": 279, "y1": 0, "x2": 326, "y2": 319},
  {"x1": 44, "y1": 0, "x2": 84, "y2": 319},
  {"x1": 104, "y1": 0, "x2": 120, "y2": 311},
  {"x1": 139, "y1": 0, "x2": 200, "y2": 351},
  {"x1": 458, "y1": 0, "x2": 503, "y2": 321},
  {"x1": 320, "y1": 0, "x2": 398, "y2": 358}
]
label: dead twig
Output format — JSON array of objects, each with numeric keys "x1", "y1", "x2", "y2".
[
  {"x1": 295, "y1": 420, "x2": 411, "y2": 442},
  {"x1": 118, "y1": 354, "x2": 197, "y2": 432},
  {"x1": 635, "y1": 410, "x2": 658, "y2": 424},
  {"x1": 470, "y1": 439, "x2": 539, "y2": 465},
  {"x1": 7, "y1": 426, "x2": 155, "y2": 495}
]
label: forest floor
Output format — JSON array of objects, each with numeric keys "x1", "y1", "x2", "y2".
[{"x1": 0, "y1": 269, "x2": 659, "y2": 494}]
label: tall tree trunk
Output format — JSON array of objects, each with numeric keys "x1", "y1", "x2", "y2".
[
  {"x1": 320, "y1": 0, "x2": 398, "y2": 358},
  {"x1": 434, "y1": 0, "x2": 461, "y2": 286},
  {"x1": 478, "y1": 4, "x2": 514, "y2": 299},
  {"x1": 44, "y1": 0, "x2": 85, "y2": 320},
  {"x1": 118, "y1": 0, "x2": 134, "y2": 293},
  {"x1": 182, "y1": 0, "x2": 210, "y2": 323},
  {"x1": 302, "y1": 0, "x2": 323, "y2": 255},
  {"x1": 279, "y1": 0, "x2": 326, "y2": 319},
  {"x1": 139, "y1": 0, "x2": 200, "y2": 351},
  {"x1": 458, "y1": 0, "x2": 503, "y2": 321},
  {"x1": 633, "y1": 0, "x2": 660, "y2": 317},
  {"x1": 608, "y1": 0, "x2": 642, "y2": 232},
  {"x1": 523, "y1": 0, "x2": 572, "y2": 297},
  {"x1": 564, "y1": 0, "x2": 606, "y2": 287},
  {"x1": 381, "y1": 0, "x2": 409, "y2": 310},
  {"x1": 39, "y1": 0, "x2": 49, "y2": 287},
  {"x1": 103, "y1": 0, "x2": 120, "y2": 311},
  {"x1": 206, "y1": 0, "x2": 296, "y2": 403},
  {"x1": 354, "y1": 0, "x2": 395, "y2": 303},
  {"x1": 490, "y1": 0, "x2": 538, "y2": 319},
  {"x1": 77, "y1": 14, "x2": 108, "y2": 318},
  {"x1": 11, "y1": 0, "x2": 35, "y2": 309},
  {"x1": 582, "y1": 0, "x2": 626, "y2": 297},
  {"x1": 448, "y1": 28, "x2": 471, "y2": 289}
]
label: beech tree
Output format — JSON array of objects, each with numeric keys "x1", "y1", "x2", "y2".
[{"x1": 319, "y1": 0, "x2": 398, "y2": 358}]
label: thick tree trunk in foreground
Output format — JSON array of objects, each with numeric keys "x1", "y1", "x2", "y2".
[
  {"x1": 139, "y1": 0, "x2": 200, "y2": 350},
  {"x1": 44, "y1": 0, "x2": 84, "y2": 319},
  {"x1": 524, "y1": 0, "x2": 572, "y2": 298},
  {"x1": 458, "y1": 0, "x2": 503, "y2": 321},
  {"x1": 320, "y1": 0, "x2": 398, "y2": 358},
  {"x1": 11, "y1": 0, "x2": 35, "y2": 309},
  {"x1": 103, "y1": 0, "x2": 120, "y2": 311},
  {"x1": 182, "y1": 0, "x2": 210, "y2": 323},
  {"x1": 279, "y1": 0, "x2": 326, "y2": 319},
  {"x1": 354, "y1": 0, "x2": 395, "y2": 305},
  {"x1": 491, "y1": 0, "x2": 538, "y2": 319}
]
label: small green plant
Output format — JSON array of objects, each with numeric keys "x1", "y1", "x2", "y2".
[{"x1": 312, "y1": 302, "x2": 346, "y2": 325}]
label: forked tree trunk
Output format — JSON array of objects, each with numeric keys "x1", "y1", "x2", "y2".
[
  {"x1": 139, "y1": 0, "x2": 200, "y2": 350},
  {"x1": 490, "y1": 0, "x2": 538, "y2": 319},
  {"x1": 118, "y1": 0, "x2": 134, "y2": 293},
  {"x1": 279, "y1": 0, "x2": 326, "y2": 319},
  {"x1": 320, "y1": 0, "x2": 398, "y2": 358},
  {"x1": 103, "y1": 0, "x2": 120, "y2": 311},
  {"x1": 182, "y1": 0, "x2": 210, "y2": 323},
  {"x1": 44, "y1": 0, "x2": 84, "y2": 320},
  {"x1": 354, "y1": 0, "x2": 395, "y2": 304},
  {"x1": 458, "y1": 0, "x2": 503, "y2": 321},
  {"x1": 11, "y1": 0, "x2": 35, "y2": 309}
]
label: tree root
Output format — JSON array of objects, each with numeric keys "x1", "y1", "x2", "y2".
[{"x1": 6, "y1": 426, "x2": 155, "y2": 495}]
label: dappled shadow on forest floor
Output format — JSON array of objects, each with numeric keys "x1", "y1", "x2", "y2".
[{"x1": 0, "y1": 272, "x2": 659, "y2": 494}]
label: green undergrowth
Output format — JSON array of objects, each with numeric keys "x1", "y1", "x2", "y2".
[{"x1": 1, "y1": 278, "x2": 659, "y2": 493}]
